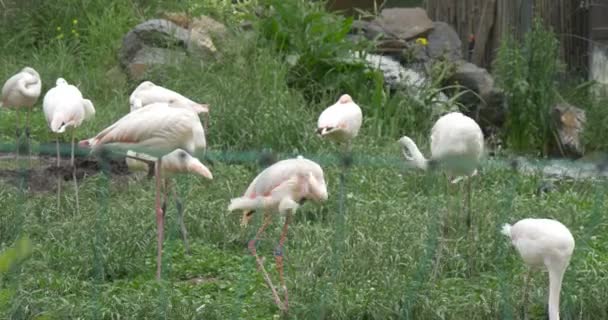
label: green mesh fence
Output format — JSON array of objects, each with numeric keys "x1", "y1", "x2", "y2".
[{"x1": 0, "y1": 141, "x2": 607, "y2": 319}]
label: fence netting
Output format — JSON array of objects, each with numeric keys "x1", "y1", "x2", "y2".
[{"x1": 0, "y1": 141, "x2": 606, "y2": 319}]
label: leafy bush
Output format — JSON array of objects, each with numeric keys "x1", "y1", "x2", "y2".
[
  {"x1": 253, "y1": 0, "x2": 375, "y2": 101},
  {"x1": 494, "y1": 18, "x2": 562, "y2": 155}
]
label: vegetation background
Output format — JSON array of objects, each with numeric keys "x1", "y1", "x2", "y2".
[{"x1": 0, "y1": 0, "x2": 607, "y2": 319}]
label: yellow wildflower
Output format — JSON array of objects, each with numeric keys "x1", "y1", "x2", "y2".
[
  {"x1": 56, "y1": 26, "x2": 61, "y2": 31},
  {"x1": 72, "y1": 19, "x2": 78, "y2": 25},
  {"x1": 415, "y1": 37, "x2": 428, "y2": 46}
]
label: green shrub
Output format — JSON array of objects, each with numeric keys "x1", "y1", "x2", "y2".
[
  {"x1": 253, "y1": 0, "x2": 375, "y2": 101},
  {"x1": 494, "y1": 18, "x2": 562, "y2": 156}
]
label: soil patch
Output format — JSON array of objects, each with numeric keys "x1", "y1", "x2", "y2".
[{"x1": 0, "y1": 154, "x2": 132, "y2": 193}]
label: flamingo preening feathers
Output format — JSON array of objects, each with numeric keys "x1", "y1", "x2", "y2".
[
  {"x1": 80, "y1": 100, "x2": 212, "y2": 279},
  {"x1": 502, "y1": 218, "x2": 575, "y2": 320},
  {"x1": 228, "y1": 156, "x2": 328, "y2": 311},
  {"x1": 43, "y1": 77, "x2": 95, "y2": 166},
  {"x1": 1, "y1": 67, "x2": 42, "y2": 162}
]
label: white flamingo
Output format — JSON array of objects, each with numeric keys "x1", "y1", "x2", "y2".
[
  {"x1": 43, "y1": 78, "x2": 95, "y2": 166},
  {"x1": 129, "y1": 81, "x2": 210, "y2": 129},
  {"x1": 228, "y1": 156, "x2": 328, "y2": 311},
  {"x1": 43, "y1": 77, "x2": 95, "y2": 214},
  {"x1": 501, "y1": 218, "x2": 575, "y2": 320},
  {"x1": 1, "y1": 67, "x2": 42, "y2": 162},
  {"x1": 317, "y1": 94, "x2": 362, "y2": 165},
  {"x1": 80, "y1": 100, "x2": 212, "y2": 279},
  {"x1": 399, "y1": 112, "x2": 484, "y2": 228}
]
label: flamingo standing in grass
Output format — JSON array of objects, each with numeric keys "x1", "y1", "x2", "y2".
[
  {"x1": 501, "y1": 218, "x2": 575, "y2": 320},
  {"x1": 43, "y1": 78, "x2": 95, "y2": 166},
  {"x1": 1, "y1": 67, "x2": 42, "y2": 163},
  {"x1": 228, "y1": 156, "x2": 328, "y2": 312},
  {"x1": 80, "y1": 100, "x2": 212, "y2": 279},
  {"x1": 317, "y1": 94, "x2": 362, "y2": 166},
  {"x1": 43, "y1": 77, "x2": 95, "y2": 214},
  {"x1": 399, "y1": 112, "x2": 483, "y2": 275}
]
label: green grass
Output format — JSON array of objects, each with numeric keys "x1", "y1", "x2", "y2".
[{"x1": 1, "y1": 0, "x2": 608, "y2": 319}]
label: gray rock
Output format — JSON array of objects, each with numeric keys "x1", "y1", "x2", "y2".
[
  {"x1": 127, "y1": 47, "x2": 187, "y2": 79},
  {"x1": 371, "y1": 8, "x2": 434, "y2": 40},
  {"x1": 551, "y1": 103, "x2": 586, "y2": 158},
  {"x1": 361, "y1": 53, "x2": 448, "y2": 107},
  {"x1": 448, "y1": 61, "x2": 505, "y2": 127},
  {"x1": 119, "y1": 17, "x2": 224, "y2": 79},
  {"x1": 351, "y1": 19, "x2": 386, "y2": 40},
  {"x1": 427, "y1": 21, "x2": 462, "y2": 61}
]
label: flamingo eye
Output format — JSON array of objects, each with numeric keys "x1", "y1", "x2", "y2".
[{"x1": 179, "y1": 151, "x2": 187, "y2": 159}]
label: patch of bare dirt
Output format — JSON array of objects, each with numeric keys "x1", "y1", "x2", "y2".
[{"x1": 0, "y1": 153, "x2": 132, "y2": 193}]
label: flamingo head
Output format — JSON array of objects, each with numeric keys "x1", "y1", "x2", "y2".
[
  {"x1": 56, "y1": 78, "x2": 68, "y2": 86},
  {"x1": 161, "y1": 149, "x2": 213, "y2": 179},
  {"x1": 50, "y1": 113, "x2": 69, "y2": 133},
  {"x1": 338, "y1": 94, "x2": 353, "y2": 104},
  {"x1": 22, "y1": 67, "x2": 40, "y2": 78}
]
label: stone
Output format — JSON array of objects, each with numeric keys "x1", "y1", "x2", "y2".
[
  {"x1": 350, "y1": 19, "x2": 386, "y2": 40},
  {"x1": 361, "y1": 53, "x2": 448, "y2": 108},
  {"x1": 127, "y1": 47, "x2": 187, "y2": 79},
  {"x1": 551, "y1": 103, "x2": 586, "y2": 158},
  {"x1": 371, "y1": 8, "x2": 433, "y2": 40},
  {"x1": 119, "y1": 16, "x2": 226, "y2": 79},
  {"x1": 427, "y1": 21, "x2": 462, "y2": 61},
  {"x1": 447, "y1": 61, "x2": 505, "y2": 128}
]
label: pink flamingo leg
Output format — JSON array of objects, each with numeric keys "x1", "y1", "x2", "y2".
[
  {"x1": 155, "y1": 159, "x2": 164, "y2": 280},
  {"x1": 248, "y1": 211, "x2": 285, "y2": 310},
  {"x1": 274, "y1": 212, "x2": 292, "y2": 311}
]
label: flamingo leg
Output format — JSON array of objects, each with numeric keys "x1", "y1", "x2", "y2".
[
  {"x1": 522, "y1": 267, "x2": 531, "y2": 320},
  {"x1": 71, "y1": 130, "x2": 80, "y2": 215},
  {"x1": 15, "y1": 108, "x2": 21, "y2": 163},
  {"x1": 56, "y1": 135, "x2": 62, "y2": 212},
  {"x1": 274, "y1": 211, "x2": 292, "y2": 312},
  {"x1": 26, "y1": 107, "x2": 32, "y2": 166},
  {"x1": 155, "y1": 159, "x2": 165, "y2": 280},
  {"x1": 169, "y1": 181, "x2": 191, "y2": 255},
  {"x1": 248, "y1": 211, "x2": 285, "y2": 310},
  {"x1": 465, "y1": 175, "x2": 474, "y2": 276}
]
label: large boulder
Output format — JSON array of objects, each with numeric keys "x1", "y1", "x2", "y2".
[
  {"x1": 550, "y1": 103, "x2": 586, "y2": 158},
  {"x1": 119, "y1": 16, "x2": 225, "y2": 79},
  {"x1": 427, "y1": 21, "x2": 462, "y2": 61},
  {"x1": 361, "y1": 53, "x2": 448, "y2": 108},
  {"x1": 447, "y1": 61, "x2": 505, "y2": 128},
  {"x1": 370, "y1": 8, "x2": 434, "y2": 40}
]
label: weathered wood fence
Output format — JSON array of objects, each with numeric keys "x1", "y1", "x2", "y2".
[{"x1": 425, "y1": 0, "x2": 589, "y2": 72}]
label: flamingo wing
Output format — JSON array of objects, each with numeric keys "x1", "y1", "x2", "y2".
[{"x1": 87, "y1": 104, "x2": 204, "y2": 155}]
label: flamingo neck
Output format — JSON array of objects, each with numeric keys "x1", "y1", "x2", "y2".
[
  {"x1": 401, "y1": 139, "x2": 428, "y2": 170},
  {"x1": 548, "y1": 267, "x2": 565, "y2": 320}
]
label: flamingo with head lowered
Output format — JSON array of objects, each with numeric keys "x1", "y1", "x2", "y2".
[
  {"x1": 398, "y1": 111, "x2": 484, "y2": 229},
  {"x1": 80, "y1": 100, "x2": 212, "y2": 279},
  {"x1": 1, "y1": 67, "x2": 42, "y2": 163},
  {"x1": 228, "y1": 156, "x2": 328, "y2": 312},
  {"x1": 43, "y1": 77, "x2": 95, "y2": 214},
  {"x1": 501, "y1": 218, "x2": 575, "y2": 320}
]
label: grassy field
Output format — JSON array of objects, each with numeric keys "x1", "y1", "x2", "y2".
[{"x1": 1, "y1": 1, "x2": 608, "y2": 319}]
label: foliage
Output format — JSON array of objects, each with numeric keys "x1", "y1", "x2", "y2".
[
  {"x1": 494, "y1": 18, "x2": 563, "y2": 156},
  {"x1": 253, "y1": 0, "x2": 375, "y2": 101}
]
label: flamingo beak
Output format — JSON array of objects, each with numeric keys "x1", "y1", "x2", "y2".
[
  {"x1": 189, "y1": 161, "x2": 213, "y2": 180},
  {"x1": 192, "y1": 103, "x2": 209, "y2": 114},
  {"x1": 78, "y1": 139, "x2": 91, "y2": 148}
]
